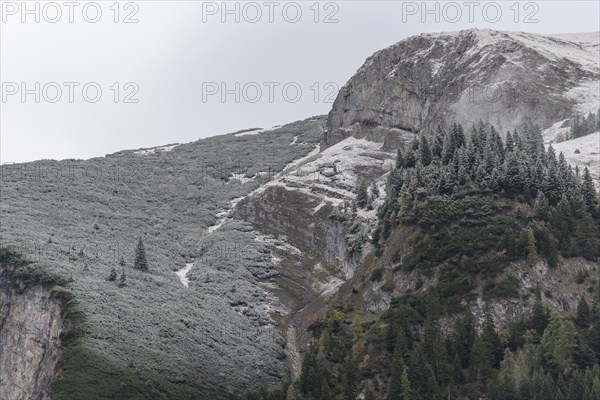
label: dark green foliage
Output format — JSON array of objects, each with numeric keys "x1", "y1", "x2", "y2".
[
  {"x1": 370, "y1": 267, "x2": 384, "y2": 282},
  {"x1": 576, "y1": 296, "x2": 591, "y2": 329},
  {"x1": 356, "y1": 180, "x2": 369, "y2": 209},
  {"x1": 570, "y1": 110, "x2": 599, "y2": 139},
  {"x1": 133, "y1": 237, "x2": 148, "y2": 271},
  {"x1": 108, "y1": 267, "x2": 117, "y2": 282},
  {"x1": 118, "y1": 268, "x2": 126, "y2": 287},
  {"x1": 419, "y1": 135, "x2": 432, "y2": 166}
]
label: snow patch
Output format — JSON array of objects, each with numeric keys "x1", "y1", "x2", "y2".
[
  {"x1": 543, "y1": 119, "x2": 571, "y2": 143},
  {"x1": 134, "y1": 144, "x2": 179, "y2": 155},
  {"x1": 552, "y1": 131, "x2": 600, "y2": 188},
  {"x1": 234, "y1": 126, "x2": 281, "y2": 137},
  {"x1": 565, "y1": 80, "x2": 600, "y2": 116},
  {"x1": 175, "y1": 262, "x2": 194, "y2": 287},
  {"x1": 207, "y1": 196, "x2": 246, "y2": 233},
  {"x1": 228, "y1": 173, "x2": 256, "y2": 184}
]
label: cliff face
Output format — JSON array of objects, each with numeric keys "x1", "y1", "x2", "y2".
[
  {"x1": 324, "y1": 30, "x2": 599, "y2": 150},
  {"x1": 0, "y1": 267, "x2": 64, "y2": 400}
]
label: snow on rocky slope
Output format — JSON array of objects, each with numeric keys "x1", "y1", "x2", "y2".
[
  {"x1": 324, "y1": 29, "x2": 599, "y2": 151},
  {"x1": 553, "y1": 131, "x2": 600, "y2": 187}
]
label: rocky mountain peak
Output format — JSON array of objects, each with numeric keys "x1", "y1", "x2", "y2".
[{"x1": 324, "y1": 30, "x2": 599, "y2": 150}]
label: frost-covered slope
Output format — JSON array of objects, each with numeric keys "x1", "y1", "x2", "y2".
[
  {"x1": 553, "y1": 131, "x2": 600, "y2": 187},
  {"x1": 324, "y1": 29, "x2": 600, "y2": 150}
]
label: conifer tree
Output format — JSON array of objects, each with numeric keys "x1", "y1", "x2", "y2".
[
  {"x1": 482, "y1": 304, "x2": 502, "y2": 368},
  {"x1": 419, "y1": 135, "x2": 432, "y2": 166},
  {"x1": 531, "y1": 295, "x2": 550, "y2": 336},
  {"x1": 388, "y1": 349, "x2": 405, "y2": 400},
  {"x1": 581, "y1": 167, "x2": 596, "y2": 212},
  {"x1": 356, "y1": 180, "x2": 369, "y2": 209},
  {"x1": 401, "y1": 367, "x2": 413, "y2": 400},
  {"x1": 576, "y1": 296, "x2": 591, "y2": 329},
  {"x1": 134, "y1": 237, "x2": 149, "y2": 271},
  {"x1": 541, "y1": 314, "x2": 578, "y2": 376},
  {"x1": 432, "y1": 129, "x2": 444, "y2": 159},
  {"x1": 505, "y1": 130, "x2": 514, "y2": 153},
  {"x1": 108, "y1": 266, "x2": 117, "y2": 281},
  {"x1": 396, "y1": 149, "x2": 405, "y2": 169},
  {"x1": 405, "y1": 150, "x2": 417, "y2": 168},
  {"x1": 533, "y1": 190, "x2": 550, "y2": 221},
  {"x1": 118, "y1": 268, "x2": 126, "y2": 287}
]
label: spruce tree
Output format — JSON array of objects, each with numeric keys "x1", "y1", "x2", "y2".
[
  {"x1": 531, "y1": 295, "x2": 550, "y2": 336},
  {"x1": 576, "y1": 296, "x2": 591, "y2": 329},
  {"x1": 108, "y1": 266, "x2": 117, "y2": 282},
  {"x1": 401, "y1": 367, "x2": 413, "y2": 400},
  {"x1": 419, "y1": 135, "x2": 432, "y2": 166},
  {"x1": 482, "y1": 304, "x2": 502, "y2": 368},
  {"x1": 134, "y1": 237, "x2": 149, "y2": 271},
  {"x1": 118, "y1": 268, "x2": 126, "y2": 287},
  {"x1": 396, "y1": 149, "x2": 405, "y2": 169},
  {"x1": 581, "y1": 167, "x2": 596, "y2": 213},
  {"x1": 356, "y1": 180, "x2": 369, "y2": 209},
  {"x1": 533, "y1": 190, "x2": 550, "y2": 221},
  {"x1": 388, "y1": 349, "x2": 405, "y2": 400}
]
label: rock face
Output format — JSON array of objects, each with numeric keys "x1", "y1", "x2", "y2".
[
  {"x1": 0, "y1": 268, "x2": 64, "y2": 400},
  {"x1": 324, "y1": 29, "x2": 599, "y2": 150}
]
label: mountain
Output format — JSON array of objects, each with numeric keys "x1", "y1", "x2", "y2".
[
  {"x1": 324, "y1": 30, "x2": 599, "y2": 151},
  {"x1": 0, "y1": 29, "x2": 599, "y2": 399}
]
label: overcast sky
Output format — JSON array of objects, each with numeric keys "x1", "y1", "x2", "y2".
[{"x1": 1, "y1": 1, "x2": 599, "y2": 163}]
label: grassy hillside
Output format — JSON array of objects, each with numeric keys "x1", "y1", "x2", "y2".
[{"x1": 1, "y1": 116, "x2": 326, "y2": 398}]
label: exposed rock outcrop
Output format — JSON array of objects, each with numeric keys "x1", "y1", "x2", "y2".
[
  {"x1": 0, "y1": 266, "x2": 65, "y2": 400},
  {"x1": 324, "y1": 30, "x2": 599, "y2": 150}
]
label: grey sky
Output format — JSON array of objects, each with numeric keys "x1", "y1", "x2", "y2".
[{"x1": 1, "y1": 1, "x2": 599, "y2": 163}]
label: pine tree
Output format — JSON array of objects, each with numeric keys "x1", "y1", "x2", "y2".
[
  {"x1": 401, "y1": 367, "x2": 412, "y2": 400},
  {"x1": 533, "y1": 190, "x2": 550, "y2": 221},
  {"x1": 405, "y1": 150, "x2": 417, "y2": 168},
  {"x1": 388, "y1": 349, "x2": 405, "y2": 400},
  {"x1": 453, "y1": 310, "x2": 475, "y2": 368},
  {"x1": 541, "y1": 314, "x2": 578, "y2": 376},
  {"x1": 470, "y1": 335, "x2": 492, "y2": 386},
  {"x1": 372, "y1": 183, "x2": 380, "y2": 199},
  {"x1": 482, "y1": 304, "x2": 502, "y2": 368},
  {"x1": 108, "y1": 266, "x2": 117, "y2": 281},
  {"x1": 118, "y1": 268, "x2": 126, "y2": 287},
  {"x1": 396, "y1": 149, "x2": 405, "y2": 169},
  {"x1": 576, "y1": 296, "x2": 591, "y2": 329},
  {"x1": 432, "y1": 128, "x2": 444, "y2": 159},
  {"x1": 531, "y1": 295, "x2": 550, "y2": 336},
  {"x1": 356, "y1": 180, "x2": 369, "y2": 209},
  {"x1": 119, "y1": 256, "x2": 125, "y2": 266},
  {"x1": 419, "y1": 135, "x2": 432, "y2": 166},
  {"x1": 541, "y1": 167, "x2": 563, "y2": 205},
  {"x1": 581, "y1": 167, "x2": 596, "y2": 213},
  {"x1": 341, "y1": 356, "x2": 357, "y2": 400},
  {"x1": 505, "y1": 130, "x2": 515, "y2": 153},
  {"x1": 134, "y1": 237, "x2": 148, "y2": 271}
]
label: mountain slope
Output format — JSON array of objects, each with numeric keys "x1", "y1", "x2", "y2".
[
  {"x1": 0, "y1": 117, "x2": 326, "y2": 398},
  {"x1": 324, "y1": 29, "x2": 599, "y2": 150}
]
